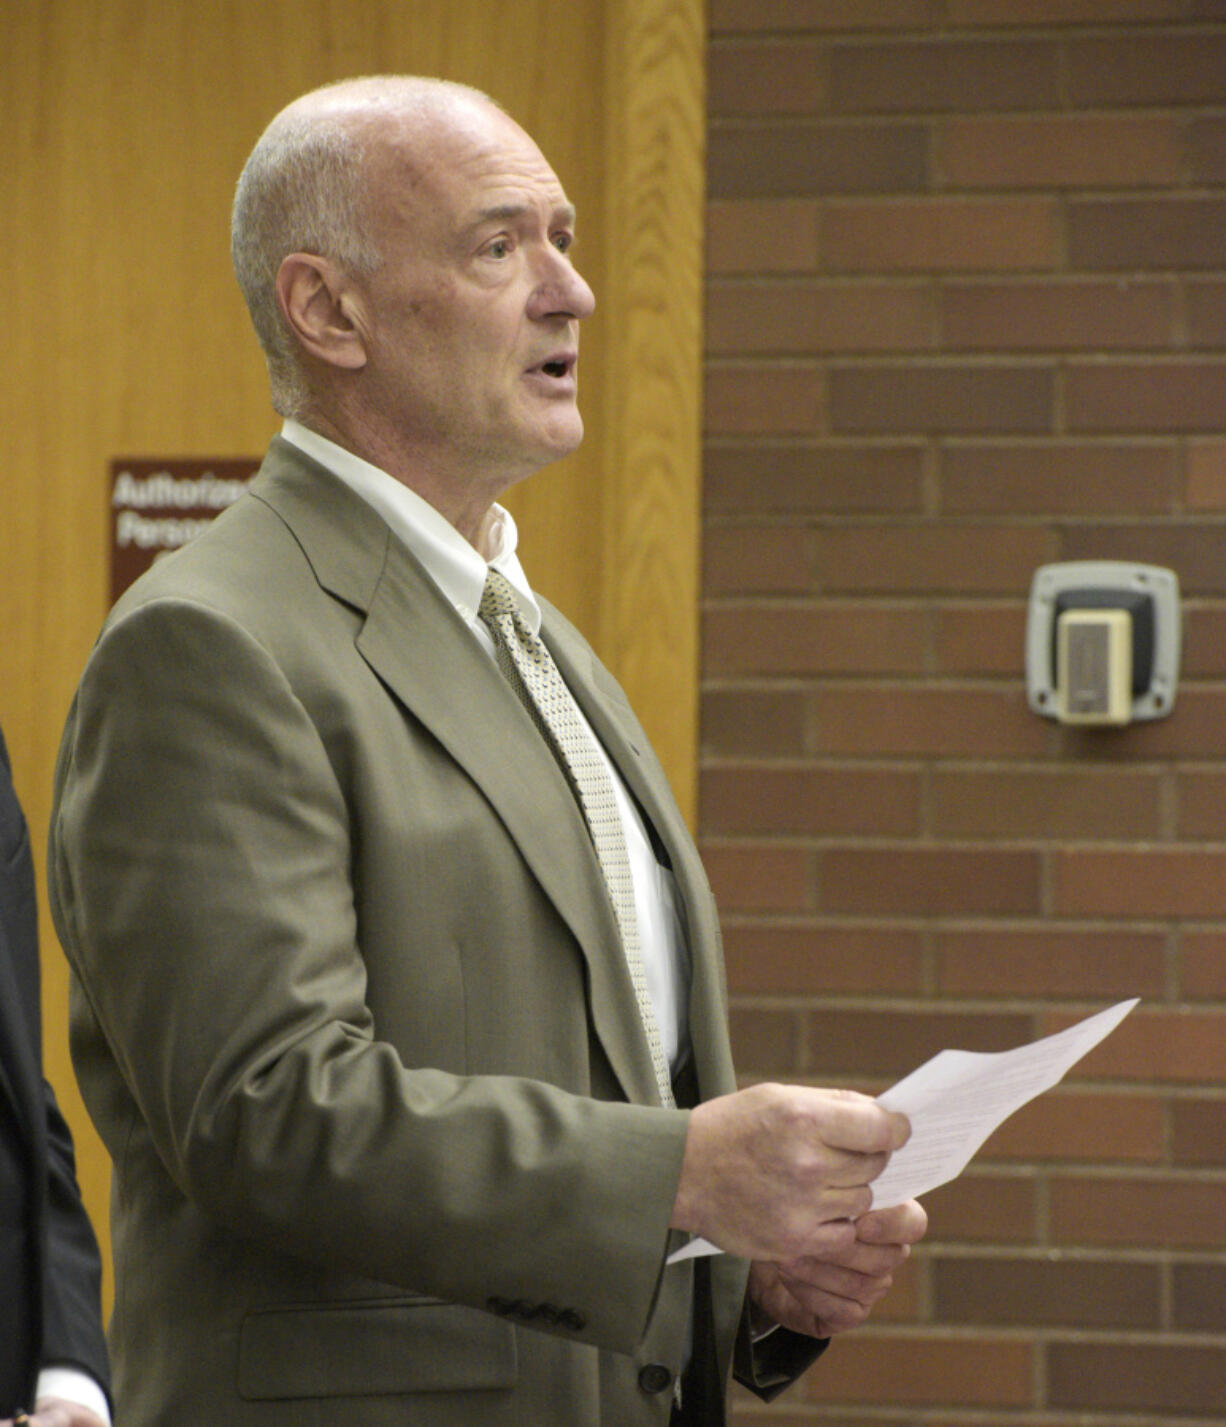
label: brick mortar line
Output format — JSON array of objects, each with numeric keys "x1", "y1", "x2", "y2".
[
  {"x1": 703, "y1": 831, "x2": 1226, "y2": 849},
  {"x1": 702, "y1": 517, "x2": 1226, "y2": 530},
  {"x1": 702, "y1": 755, "x2": 1173, "y2": 768},
  {"x1": 717, "y1": 912, "x2": 1184, "y2": 928},
  {"x1": 733, "y1": 1416, "x2": 1226, "y2": 1427},
  {"x1": 726, "y1": 989, "x2": 1226, "y2": 1013},
  {"x1": 707, "y1": 108, "x2": 1226, "y2": 131},
  {"x1": 708, "y1": 19, "x2": 1226, "y2": 40},
  {"x1": 822, "y1": 1321, "x2": 1226, "y2": 1345},
  {"x1": 919, "y1": 1243, "x2": 1226, "y2": 1263},
  {"x1": 706, "y1": 352, "x2": 1226, "y2": 369},
  {"x1": 728, "y1": 997, "x2": 1179, "y2": 1027},
  {"x1": 701, "y1": 433, "x2": 1184, "y2": 443},
  {"x1": 729, "y1": 1412, "x2": 1226, "y2": 1427}
]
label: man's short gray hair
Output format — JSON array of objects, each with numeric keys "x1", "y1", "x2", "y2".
[
  {"x1": 231, "y1": 76, "x2": 498, "y2": 418},
  {"x1": 231, "y1": 99, "x2": 382, "y2": 416}
]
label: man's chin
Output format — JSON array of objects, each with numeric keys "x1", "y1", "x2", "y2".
[{"x1": 533, "y1": 414, "x2": 586, "y2": 464}]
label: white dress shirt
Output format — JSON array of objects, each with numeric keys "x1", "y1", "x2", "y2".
[
  {"x1": 36, "y1": 1365, "x2": 111, "y2": 1423},
  {"x1": 280, "y1": 421, "x2": 691, "y2": 1075}
]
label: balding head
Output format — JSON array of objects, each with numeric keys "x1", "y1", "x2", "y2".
[{"x1": 231, "y1": 76, "x2": 499, "y2": 416}]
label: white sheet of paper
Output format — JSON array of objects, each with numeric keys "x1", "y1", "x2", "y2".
[{"x1": 667, "y1": 997, "x2": 1138, "y2": 1265}]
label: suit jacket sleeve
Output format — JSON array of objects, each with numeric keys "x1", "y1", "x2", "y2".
[
  {"x1": 38, "y1": 1079, "x2": 110, "y2": 1398},
  {"x1": 733, "y1": 1316, "x2": 827, "y2": 1401},
  {"x1": 0, "y1": 729, "x2": 110, "y2": 1406}
]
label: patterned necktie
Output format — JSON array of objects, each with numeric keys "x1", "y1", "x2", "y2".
[{"x1": 479, "y1": 567, "x2": 675, "y2": 1109}]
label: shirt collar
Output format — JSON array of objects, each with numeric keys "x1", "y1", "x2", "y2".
[{"x1": 280, "y1": 419, "x2": 542, "y2": 634}]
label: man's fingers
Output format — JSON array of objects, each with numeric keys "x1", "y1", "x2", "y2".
[
  {"x1": 857, "y1": 1196, "x2": 929, "y2": 1246},
  {"x1": 805, "y1": 1183, "x2": 877, "y2": 1229},
  {"x1": 785, "y1": 1215, "x2": 859, "y2": 1259},
  {"x1": 821, "y1": 1146, "x2": 893, "y2": 1190},
  {"x1": 781, "y1": 1272, "x2": 892, "y2": 1322},
  {"x1": 782, "y1": 1238, "x2": 911, "y2": 1281},
  {"x1": 808, "y1": 1089, "x2": 911, "y2": 1156},
  {"x1": 761, "y1": 1271, "x2": 876, "y2": 1337},
  {"x1": 671, "y1": 1084, "x2": 913, "y2": 1260},
  {"x1": 781, "y1": 1259, "x2": 893, "y2": 1304}
]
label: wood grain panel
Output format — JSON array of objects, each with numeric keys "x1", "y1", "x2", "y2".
[
  {"x1": 2, "y1": 0, "x2": 703, "y2": 1310},
  {"x1": 599, "y1": 0, "x2": 706, "y2": 823}
]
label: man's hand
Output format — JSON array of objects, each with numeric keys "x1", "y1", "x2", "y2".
[
  {"x1": 748, "y1": 1198, "x2": 929, "y2": 1340},
  {"x1": 1, "y1": 1399, "x2": 109, "y2": 1427},
  {"x1": 670, "y1": 1082, "x2": 910, "y2": 1261}
]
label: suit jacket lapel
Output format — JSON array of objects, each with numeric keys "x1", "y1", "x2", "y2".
[
  {"x1": 543, "y1": 611, "x2": 736, "y2": 1103},
  {"x1": 251, "y1": 443, "x2": 664, "y2": 1108}
]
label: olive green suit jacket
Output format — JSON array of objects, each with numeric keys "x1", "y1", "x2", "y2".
[{"x1": 48, "y1": 440, "x2": 772, "y2": 1425}]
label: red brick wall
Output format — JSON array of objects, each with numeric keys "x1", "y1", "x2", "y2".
[{"x1": 701, "y1": 4, "x2": 1226, "y2": 1422}]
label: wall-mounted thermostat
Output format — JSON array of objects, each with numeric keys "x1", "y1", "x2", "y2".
[{"x1": 1025, "y1": 561, "x2": 1180, "y2": 726}]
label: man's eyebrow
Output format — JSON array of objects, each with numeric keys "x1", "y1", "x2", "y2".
[{"x1": 471, "y1": 201, "x2": 577, "y2": 227}]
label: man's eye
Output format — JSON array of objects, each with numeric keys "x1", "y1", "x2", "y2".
[
  {"x1": 488, "y1": 238, "x2": 512, "y2": 259},
  {"x1": 552, "y1": 232, "x2": 573, "y2": 254}
]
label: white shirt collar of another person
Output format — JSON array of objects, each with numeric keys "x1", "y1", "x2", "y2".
[{"x1": 280, "y1": 419, "x2": 542, "y2": 635}]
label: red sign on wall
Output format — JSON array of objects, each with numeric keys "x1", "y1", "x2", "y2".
[{"x1": 110, "y1": 457, "x2": 260, "y2": 603}]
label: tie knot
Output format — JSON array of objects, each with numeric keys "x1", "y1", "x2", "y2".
[{"x1": 480, "y1": 566, "x2": 519, "y2": 627}]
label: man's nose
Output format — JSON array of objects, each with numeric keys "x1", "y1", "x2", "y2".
[{"x1": 531, "y1": 251, "x2": 596, "y2": 320}]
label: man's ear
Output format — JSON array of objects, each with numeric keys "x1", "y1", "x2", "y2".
[{"x1": 276, "y1": 253, "x2": 368, "y2": 371}]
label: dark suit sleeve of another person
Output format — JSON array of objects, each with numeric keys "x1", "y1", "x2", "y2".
[
  {"x1": 39, "y1": 1080, "x2": 111, "y2": 1394},
  {"x1": 0, "y1": 730, "x2": 110, "y2": 1407}
]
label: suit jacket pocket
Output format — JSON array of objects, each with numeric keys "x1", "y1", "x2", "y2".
[{"x1": 237, "y1": 1295, "x2": 518, "y2": 1400}]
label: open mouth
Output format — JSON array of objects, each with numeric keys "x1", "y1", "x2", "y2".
[{"x1": 531, "y1": 352, "x2": 576, "y2": 382}]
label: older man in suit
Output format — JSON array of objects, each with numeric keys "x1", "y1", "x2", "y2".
[
  {"x1": 0, "y1": 727, "x2": 110, "y2": 1427},
  {"x1": 49, "y1": 76, "x2": 925, "y2": 1425}
]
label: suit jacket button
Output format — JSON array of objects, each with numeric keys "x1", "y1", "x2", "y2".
[
  {"x1": 559, "y1": 1308, "x2": 586, "y2": 1331},
  {"x1": 638, "y1": 1364, "x2": 673, "y2": 1395}
]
